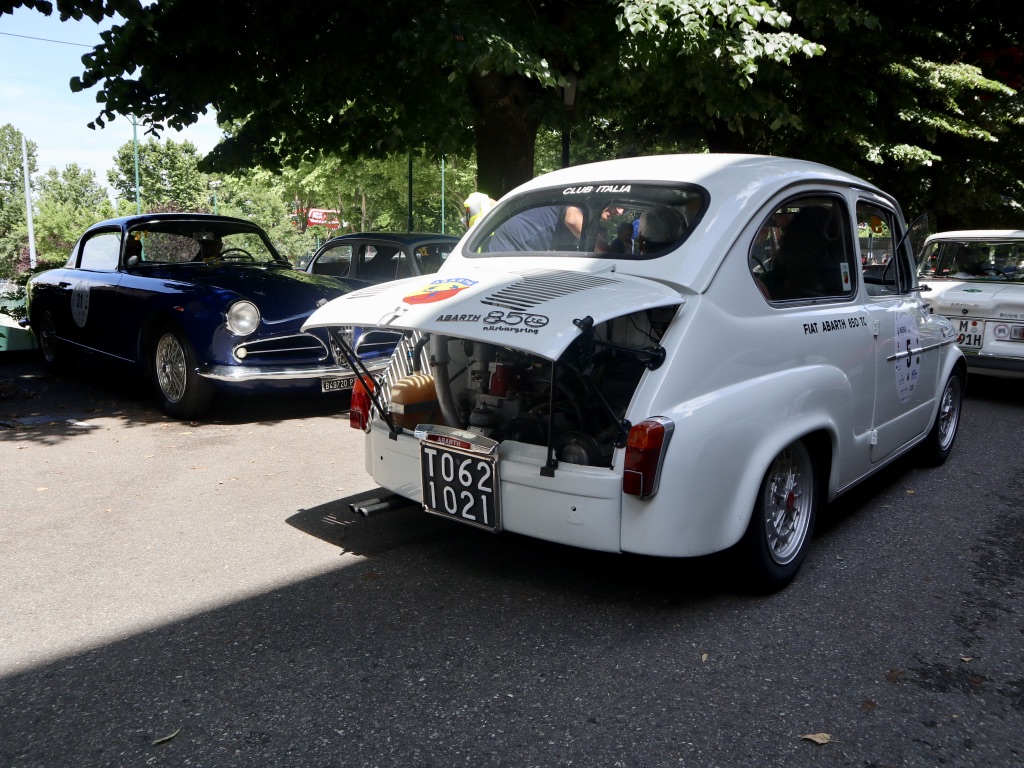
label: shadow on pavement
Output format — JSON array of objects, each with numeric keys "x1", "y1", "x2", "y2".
[{"x1": 0, "y1": 350, "x2": 351, "y2": 444}]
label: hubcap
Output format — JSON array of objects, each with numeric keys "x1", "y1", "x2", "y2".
[
  {"x1": 155, "y1": 334, "x2": 187, "y2": 402},
  {"x1": 763, "y1": 446, "x2": 813, "y2": 565}
]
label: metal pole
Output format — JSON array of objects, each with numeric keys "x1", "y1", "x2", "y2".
[
  {"x1": 407, "y1": 152, "x2": 413, "y2": 232},
  {"x1": 21, "y1": 135, "x2": 36, "y2": 269},
  {"x1": 131, "y1": 115, "x2": 141, "y2": 214},
  {"x1": 440, "y1": 156, "x2": 445, "y2": 234}
]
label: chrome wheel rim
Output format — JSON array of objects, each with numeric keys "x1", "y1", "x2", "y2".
[
  {"x1": 936, "y1": 375, "x2": 962, "y2": 451},
  {"x1": 39, "y1": 313, "x2": 57, "y2": 363},
  {"x1": 762, "y1": 443, "x2": 813, "y2": 565},
  {"x1": 155, "y1": 333, "x2": 187, "y2": 403}
]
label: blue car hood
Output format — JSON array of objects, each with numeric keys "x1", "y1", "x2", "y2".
[{"x1": 188, "y1": 266, "x2": 352, "y2": 321}]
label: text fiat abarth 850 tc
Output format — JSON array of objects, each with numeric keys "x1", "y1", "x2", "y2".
[
  {"x1": 303, "y1": 154, "x2": 965, "y2": 590},
  {"x1": 916, "y1": 229, "x2": 1024, "y2": 377}
]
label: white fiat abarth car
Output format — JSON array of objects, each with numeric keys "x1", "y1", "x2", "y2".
[
  {"x1": 917, "y1": 230, "x2": 1024, "y2": 377},
  {"x1": 304, "y1": 154, "x2": 965, "y2": 590}
]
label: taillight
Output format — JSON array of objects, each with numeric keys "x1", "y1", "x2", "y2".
[
  {"x1": 622, "y1": 417, "x2": 674, "y2": 500},
  {"x1": 350, "y1": 376, "x2": 376, "y2": 430}
]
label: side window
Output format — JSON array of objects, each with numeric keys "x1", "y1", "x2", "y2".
[
  {"x1": 311, "y1": 244, "x2": 352, "y2": 277},
  {"x1": 414, "y1": 244, "x2": 449, "y2": 275},
  {"x1": 359, "y1": 245, "x2": 400, "y2": 281},
  {"x1": 749, "y1": 197, "x2": 855, "y2": 302},
  {"x1": 857, "y1": 202, "x2": 913, "y2": 296},
  {"x1": 78, "y1": 232, "x2": 121, "y2": 271}
]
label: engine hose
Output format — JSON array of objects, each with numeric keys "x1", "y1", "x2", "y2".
[{"x1": 429, "y1": 334, "x2": 462, "y2": 428}]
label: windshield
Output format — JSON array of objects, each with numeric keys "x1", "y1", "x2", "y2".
[
  {"x1": 918, "y1": 238, "x2": 1024, "y2": 281},
  {"x1": 464, "y1": 183, "x2": 707, "y2": 258},
  {"x1": 126, "y1": 220, "x2": 288, "y2": 266}
]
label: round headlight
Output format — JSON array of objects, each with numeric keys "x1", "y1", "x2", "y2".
[{"x1": 226, "y1": 301, "x2": 260, "y2": 335}]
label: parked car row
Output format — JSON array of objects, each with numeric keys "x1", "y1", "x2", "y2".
[{"x1": 26, "y1": 153, "x2": 1024, "y2": 592}]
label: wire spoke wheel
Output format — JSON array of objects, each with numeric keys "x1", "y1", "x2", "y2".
[
  {"x1": 762, "y1": 443, "x2": 814, "y2": 566},
  {"x1": 155, "y1": 332, "x2": 188, "y2": 403},
  {"x1": 935, "y1": 374, "x2": 962, "y2": 452},
  {"x1": 743, "y1": 439, "x2": 816, "y2": 591},
  {"x1": 38, "y1": 311, "x2": 58, "y2": 365}
]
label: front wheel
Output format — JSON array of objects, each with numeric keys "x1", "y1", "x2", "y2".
[
  {"x1": 918, "y1": 369, "x2": 964, "y2": 466},
  {"x1": 742, "y1": 440, "x2": 817, "y2": 592},
  {"x1": 152, "y1": 327, "x2": 214, "y2": 419}
]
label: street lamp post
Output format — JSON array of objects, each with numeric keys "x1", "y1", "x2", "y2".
[
  {"x1": 209, "y1": 180, "x2": 222, "y2": 214},
  {"x1": 129, "y1": 114, "x2": 142, "y2": 214},
  {"x1": 20, "y1": 135, "x2": 37, "y2": 270}
]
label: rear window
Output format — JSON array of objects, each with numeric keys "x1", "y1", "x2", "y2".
[{"x1": 464, "y1": 183, "x2": 707, "y2": 259}]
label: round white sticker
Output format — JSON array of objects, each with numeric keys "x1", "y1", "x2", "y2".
[
  {"x1": 895, "y1": 309, "x2": 920, "y2": 404},
  {"x1": 71, "y1": 280, "x2": 90, "y2": 328}
]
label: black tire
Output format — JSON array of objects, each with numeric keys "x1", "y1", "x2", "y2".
[
  {"x1": 741, "y1": 440, "x2": 817, "y2": 592},
  {"x1": 152, "y1": 326, "x2": 214, "y2": 419},
  {"x1": 35, "y1": 309, "x2": 64, "y2": 370},
  {"x1": 918, "y1": 369, "x2": 964, "y2": 467}
]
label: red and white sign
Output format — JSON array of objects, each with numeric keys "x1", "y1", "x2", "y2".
[{"x1": 297, "y1": 208, "x2": 342, "y2": 229}]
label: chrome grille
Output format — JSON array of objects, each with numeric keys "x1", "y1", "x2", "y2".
[{"x1": 235, "y1": 333, "x2": 329, "y2": 363}]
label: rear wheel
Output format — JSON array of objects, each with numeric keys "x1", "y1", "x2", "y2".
[
  {"x1": 36, "y1": 310, "x2": 63, "y2": 369},
  {"x1": 742, "y1": 440, "x2": 817, "y2": 592},
  {"x1": 918, "y1": 369, "x2": 964, "y2": 466},
  {"x1": 152, "y1": 326, "x2": 213, "y2": 419}
]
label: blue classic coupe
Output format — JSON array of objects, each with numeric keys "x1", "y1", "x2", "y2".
[{"x1": 23, "y1": 213, "x2": 395, "y2": 419}]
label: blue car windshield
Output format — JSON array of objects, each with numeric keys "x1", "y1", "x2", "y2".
[
  {"x1": 127, "y1": 223, "x2": 288, "y2": 266},
  {"x1": 463, "y1": 183, "x2": 707, "y2": 259}
]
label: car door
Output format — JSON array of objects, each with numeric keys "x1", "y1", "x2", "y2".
[
  {"x1": 857, "y1": 199, "x2": 940, "y2": 461},
  {"x1": 309, "y1": 241, "x2": 354, "y2": 279},
  {"x1": 61, "y1": 228, "x2": 124, "y2": 356}
]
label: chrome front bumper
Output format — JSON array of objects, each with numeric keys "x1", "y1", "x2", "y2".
[{"x1": 198, "y1": 357, "x2": 391, "y2": 383}]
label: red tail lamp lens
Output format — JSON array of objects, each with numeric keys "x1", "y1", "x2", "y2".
[
  {"x1": 350, "y1": 376, "x2": 376, "y2": 430},
  {"x1": 622, "y1": 417, "x2": 674, "y2": 499}
]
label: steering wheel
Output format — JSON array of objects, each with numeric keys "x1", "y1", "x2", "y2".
[{"x1": 219, "y1": 248, "x2": 254, "y2": 262}]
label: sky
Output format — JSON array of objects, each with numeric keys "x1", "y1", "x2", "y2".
[{"x1": 0, "y1": 6, "x2": 223, "y2": 193}]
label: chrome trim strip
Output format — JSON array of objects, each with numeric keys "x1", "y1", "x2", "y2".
[
  {"x1": 886, "y1": 338, "x2": 957, "y2": 362},
  {"x1": 198, "y1": 357, "x2": 391, "y2": 382}
]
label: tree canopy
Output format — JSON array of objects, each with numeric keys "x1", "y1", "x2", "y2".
[{"x1": 4, "y1": 0, "x2": 1023, "y2": 227}]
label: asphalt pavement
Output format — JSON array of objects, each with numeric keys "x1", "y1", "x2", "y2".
[{"x1": 1, "y1": 351, "x2": 1022, "y2": 767}]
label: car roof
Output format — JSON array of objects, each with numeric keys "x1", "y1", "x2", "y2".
[
  {"x1": 85, "y1": 212, "x2": 264, "y2": 231},
  {"x1": 925, "y1": 230, "x2": 1024, "y2": 241},
  {"x1": 322, "y1": 232, "x2": 461, "y2": 247}
]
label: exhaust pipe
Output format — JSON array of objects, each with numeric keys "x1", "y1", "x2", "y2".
[{"x1": 349, "y1": 495, "x2": 415, "y2": 517}]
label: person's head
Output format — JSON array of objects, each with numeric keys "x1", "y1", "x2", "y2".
[
  {"x1": 638, "y1": 205, "x2": 685, "y2": 253},
  {"x1": 463, "y1": 192, "x2": 496, "y2": 230},
  {"x1": 615, "y1": 221, "x2": 633, "y2": 242},
  {"x1": 196, "y1": 231, "x2": 222, "y2": 260},
  {"x1": 602, "y1": 205, "x2": 626, "y2": 221}
]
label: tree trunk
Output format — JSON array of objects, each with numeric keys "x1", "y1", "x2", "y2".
[{"x1": 469, "y1": 72, "x2": 544, "y2": 199}]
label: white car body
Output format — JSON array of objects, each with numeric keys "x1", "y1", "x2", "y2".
[
  {"x1": 917, "y1": 229, "x2": 1024, "y2": 377},
  {"x1": 305, "y1": 154, "x2": 965, "y2": 588}
]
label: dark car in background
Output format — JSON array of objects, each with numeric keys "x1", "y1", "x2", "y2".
[
  {"x1": 303, "y1": 232, "x2": 460, "y2": 287},
  {"x1": 23, "y1": 213, "x2": 396, "y2": 419}
]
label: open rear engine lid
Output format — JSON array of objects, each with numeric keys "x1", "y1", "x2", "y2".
[{"x1": 303, "y1": 266, "x2": 684, "y2": 361}]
